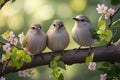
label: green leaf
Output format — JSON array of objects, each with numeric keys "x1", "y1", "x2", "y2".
[
  {"x1": 16, "y1": 61, "x2": 24, "y2": 69},
  {"x1": 98, "y1": 14, "x2": 104, "y2": 22},
  {"x1": 99, "y1": 34, "x2": 106, "y2": 41},
  {"x1": 111, "y1": 0, "x2": 120, "y2": 5},
  {"x1": 104, "y1": 30, "x2": 113, "y2": 42},
  {"x1": 57, "y1": 61, "x2": 66, "y2": 70},
  {"x1": 3, "y1": 31, "x2": 10, "y2": 37},
  {"x1": 97, "y1": 40, "x2": 108, "y2": 46},
  {"x1": 24, "y1": 55, "x2": 31, "y2": 62},
  {"x1": 112, "y1": 19, "x2": 120, "y2": 26},
  {"x1": 16, "y1": 50, "x2": 26, "y2": 57},
  {"x1": 58, "y1": 74, "x2": 64, "y2": 80},
  {"x1": 85, "y1": 53, "x2": 94, "y2": 65},
  {"x1": 97, "y1": 30, "x2": 104, "y2": 34},
  {"x1": 12, "y1": 0, "x2": 16, "y2": 3},
  {"x1": 50, "y1": 61, "x2": 57, "y2": 68},
  {"x1": 3, "y1": 52, "x2": 12, "y2": 59},
  {"x1": 0, "y1": 0, "x2": 4, "y2": 4},
  {"x1": 102, "y1": 62, "x2": 111, "y2": 67},
  {"x1": 53, "y1": 67, "x2": 60, "y2": 78},
  {"x1": 9, "y1": 58, "x2": 24, "y2": 69},
  {"x1": 12, "y1": 47, "x2": 17, "y2": 54},
  {"x1": 53, "y1": 56, "x2": 61, "y2": 62}
]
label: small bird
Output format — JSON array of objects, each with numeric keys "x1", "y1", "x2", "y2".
[
  {"x1": 72, "y1": 15, "x2": 99, "y2": 54},
  {"x1": 47, "y1": 20, "x2": 69, "y2": 56},
  {"x1": 23, "y1": 24, "x2": 47, "y2": 55}
]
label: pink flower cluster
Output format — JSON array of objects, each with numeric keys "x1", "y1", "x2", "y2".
[
  {"x1": 2, "y1": 31, "x2": 18, "y2": 46},
  {"x1": 100, "y1": 74, "x2": 107, "y2": 80},
  {"x1": 0, "y1": 77, "x2": 5, "y2": 80},
  {"x1": 18, "y1": 70, "x2": 34, "y2": 77},
  {"x1": 2, "y1": 31, "x2": 25, "y2": 53},
  {"x1": 2, "y1": 31, "x2": 18, "y2": 52},
  {"x1": 3, "y1": 43, "x2": 11, "y2": 53},
  {"x1": 88, "y1": 62, "x2": 96, "y2": 71},
  {"x1": 96, "y1": 4, "x2": 115, "y2": 19},
  {"x1": 18, "y1": 32, "x2": 25, "y2": 44}
]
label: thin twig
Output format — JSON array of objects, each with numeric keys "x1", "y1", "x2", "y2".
[
  {"x1": 2, "y1": 58, "x2": 11, "y2": 73},
  {"x1": 107, "y1": 4, "x2": 120, "y2": 45},
  {"x1": 0, "y1": 0, "x2": 10, "y2": 9},
  {"x1": 108, "y1": 4, "x2": 120, "y2": 28},
  {"x1": 107, "y1": 26, "x2": 119, "y2": 46},
  {"x1": 0, "y1": 40, "x2": 23, "y2": 50}
]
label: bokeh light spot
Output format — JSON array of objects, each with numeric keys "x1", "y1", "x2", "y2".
[
  {"x1": 57, "y1": 3, "x2": 73, "y2": 18},
  {"x1": 7, "y1": 14, "x2": 24, "y2": 31},
  {"x1": 70, "y1": 0, "x2": 87, "y2": 12},
  {"x1": 33, "y1": 5, "x2": 55, "y2": 21}
]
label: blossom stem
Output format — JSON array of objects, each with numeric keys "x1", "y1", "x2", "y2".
[
  {"x1": 108, "y1": 4, "x2": 120, "y2": 28},
  {"x1": 0, "y1": 40, "x2": 23, "y2": 50}
]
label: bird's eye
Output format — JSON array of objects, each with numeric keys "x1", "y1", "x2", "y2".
[
  {"x1": 53, "y1": 24, "x2": 56, "y2": 27},
  {"x1": 60, "y1": 24, "x2": 63, "y2": 27},
  {"x1": 80, "y1": 19, "x2": 85, "y2": 22},
  {"x1": 31, "y1": 27, "x2": 36, "y2": 30}
]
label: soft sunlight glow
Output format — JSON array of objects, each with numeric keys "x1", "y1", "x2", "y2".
[
  {"x1": 70, "y1": 0, "x2": 87, "y2": 11},
  {"x1": 7, "y1": 14, "x2": 24, "y2": 31},
  {"x1": 1, "y1": 2, "x2": 20, "y2": 16},
  {"x1": 24, "y1": 0, "x2": 46, "y2": 14},
  {"x1": 57, "y1": 3, "x2": 73, "y2": 18},
  {"x1": 33, "y1": 5, "x2": 55, "y2": 21}
]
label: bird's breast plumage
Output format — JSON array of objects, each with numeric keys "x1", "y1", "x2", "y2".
[
  {"x1": 47, "y1": 29, "x2": 69, "y2": 51},
  {"x1": 25, "y1": 31, "x2": 46, "y2": 54},
  {"x1": 72, "y1": 26, "x2": 95, "y2": 46}
]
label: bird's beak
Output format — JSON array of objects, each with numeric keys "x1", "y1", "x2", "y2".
[
  {"x1": 37, "y1": 27, "x2": 41, "y2": 30},
  {"x1": 57, "y1": 24, "x2": 62, "y2": 29},
  {"x1": 73, "y1": 17, "x2": 79, "y2": 21}
]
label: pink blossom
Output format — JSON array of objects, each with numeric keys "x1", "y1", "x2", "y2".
[
  {"x1": 18, "y1": 71, "x2": 27, "y2": 77},
  {"x1": 0, "y1": 77, "x2": 6, "y2": 80},
  {"x1": 2, "y1": 31, "x2": 15, "y2": 41},
  {"x1": 88, "y1": 62, "x2": 96, "y2": 71},
  {"x1": 1, "y1": 35, "x2": 10, "y2": 41},
  {"x1": 10, "y1": 38, "x2": 18, "y2": 46},
  {"x1": 96, "y1": 4, "x2": 108, "y2": 14},
  {"x1": 100, "y1": 74, "x2": 107, "y2": 80},
  {"x1": 26, "y1": 70, "x2": 34, "y2": 77},
  {"x1": 19, "y1": 32, "x2": 25, "y2": 44},
  {"x1": 9, "y1": 31, "x2": 15, "y2": 39},
  {"x1": 105, "y1": 8, "x2": 115, "y2": 19},
  {"x1": 3, "y1": 43, "x2": 11, "y2": 53}
]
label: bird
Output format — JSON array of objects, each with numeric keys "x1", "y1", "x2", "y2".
[
  {"x1": 46, "y1": 20, "x2": 69, "y2": 56},
  {"x1": 23, "y1": 24, "x2": 47, "y2": 56},
  {"x1": 72, "y1": 15, "x2": 99, "y2": 54}
]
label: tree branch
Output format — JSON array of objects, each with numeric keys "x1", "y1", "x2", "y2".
[
  {"x1": 0, "y1": 39, "x2": 120, "y2": 77},
  {"x1": 0, "y1": 0, "x2": 10, "y2": 9},
  {"x1": 0, "y1": 40, "x2": 23, "y2": 50}
]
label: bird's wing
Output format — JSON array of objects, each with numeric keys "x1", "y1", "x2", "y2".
[
  {"x1": 89, "y1": 25, "x2": 99, "y2": 39},
  {"x1": 23, "y1": 36, "x2": 28, "y2": 47}
]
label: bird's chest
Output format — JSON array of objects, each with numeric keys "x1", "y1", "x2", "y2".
[
  {"x1": 48, "y1": 31, "x2": 68, "y2": 50},
  {"x1": 29, "y1": 35, "x2": 42, "y2": 46},
  {"x1": 73, "y1": 27, "x2": 91, "y2": 37}
]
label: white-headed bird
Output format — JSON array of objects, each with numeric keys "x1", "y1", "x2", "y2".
[
  {"x1": 47, "y1": 20, "x2": 69, "y2": 56},
  {"x1": 72, "y1": 15, "x2": 99, "y2": 54}
]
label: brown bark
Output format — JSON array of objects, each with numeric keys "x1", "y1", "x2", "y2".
[{"x1": 0, "y1": 39, "x2": 120, "y2": 77}]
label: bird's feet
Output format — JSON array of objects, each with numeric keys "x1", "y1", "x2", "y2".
[
  {"x1": 73, "y1": 46, "x2": 81, "y2": 54},
  {"x1": 88, "y1": 47, "x2": 92, "y2": 56},
  {"x1": 51, "y1": 51, "x2": 55, "y2": 58}
]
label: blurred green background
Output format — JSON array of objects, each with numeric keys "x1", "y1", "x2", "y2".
[{"x1": 0, "y1": 0, "x2": 120, "y2": 80}]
